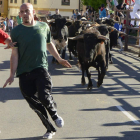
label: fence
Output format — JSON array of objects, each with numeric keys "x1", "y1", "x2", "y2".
[
  {"x1": 120, "y1": 9, "x2": 140, "y2": 56},
  {"x1": 94, "y1": 9, "x2": 140, "y2": 56}
]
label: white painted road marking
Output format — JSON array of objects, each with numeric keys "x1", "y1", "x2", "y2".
[{"x1": 116, "y1": 106, "x2": 140, "y2": 124}]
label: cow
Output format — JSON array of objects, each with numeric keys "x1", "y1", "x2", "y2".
[
  {"x1": 47, "y1": 18, "x2": 72, "y2": 63},
  {"x1": 69, "y1": 27, "x2": 109, "y2": 90}
]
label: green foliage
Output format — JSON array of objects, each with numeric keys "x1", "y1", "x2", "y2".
[{"x1": 81, "y1": 0, "x2": 106, "y2": 11}]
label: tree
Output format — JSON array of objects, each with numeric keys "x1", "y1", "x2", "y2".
[{"x1": 81, "y1": 0, "x2": 106, "y2": 11}]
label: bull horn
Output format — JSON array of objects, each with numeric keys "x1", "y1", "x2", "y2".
[
  {"x1": 82, "y1": 21, "x2": 92, "y2": 24},
  {"x1": 66, "y1": 19, "x2": 73, "y2": 22},
  {"x1": 97, "y1": 35, "x2": 109, "y2": 40},
  {"x1": 107, "y1": 26, "x2": 116, "y2": 30},
  {"x1": 113, "y1": 19, "x2": 119, "y2": 23},
  {"x1": 80, "y1": 17, "x2": 87, "y2": 21},
  {"x1": 68, "y1": 35, "x2": 84, "y2": 40},
  {"x1": 47, "y1": 19, "x2": 55, "y2": 23},
  {"x1": 119, "y1": 31, "x2": 126, "y2": 35}
]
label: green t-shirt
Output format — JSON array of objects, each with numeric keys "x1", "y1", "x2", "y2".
[
  {"x1": 11, "y1": 21, "x2": 51, "y2": 77},
  {"x1": 16, "y1": 16, "x2": 23, "y2": 25}
]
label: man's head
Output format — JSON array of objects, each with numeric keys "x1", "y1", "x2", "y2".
[
  {"x1": 20, "y1": 3, "x2": 35, "y2": 24},
  {"x1": 55, "y1": 9, "x2": 59, "y2": 15}
]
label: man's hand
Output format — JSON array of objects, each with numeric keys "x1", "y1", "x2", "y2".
[
  {"x1": 58, "y1": 58, "x2": 72, "y2": 68},
  {"x1": 3, "y1": 75, "x2": 14, "y2": 88},
  {"x1": 4, "y1": 42, "x2": 17, "y2": 49}
]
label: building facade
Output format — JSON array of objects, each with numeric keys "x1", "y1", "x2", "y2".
[
  {"x1": 8, "y1": 0, "x2": 85, "y2": 19},
  {"x1": 0, "y1": 0, "x2": 8, "y2": 17}
]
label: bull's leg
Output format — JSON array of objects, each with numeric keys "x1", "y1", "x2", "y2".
[
  {"x1": 52, "y1": 57, "x2": 56, "y2": 64},
  {"x1": 74, "y1": 45, "x2": 78, "y2": 57},
  {"x1": 86, "y1": 68, "x2": 93, "y2": 90},
  {"x1": 109, "y1": 53, "x2": 113, "y2": 64},
  {"x1": 79, "y1": 58, "x2": 86, "y2": 85},
  {"x1": 69, "y1": 52, "x2": 73, "y2": 60},
  {"x1": 97, "y1": 61, "x2": 106, "y2": 88},
  {"x1": 81, "y1": 63, "x2": 86, "y2": 85},
  {"x1": 106, "y1": 44, "x2": 110, "y2": 70},
  {"x1": 62, "y1": 47, "x2": 66, "y2": 59}
]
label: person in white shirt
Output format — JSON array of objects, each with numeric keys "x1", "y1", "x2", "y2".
[
  {"x1": 130, "y1": 0, "x2": 140, "y2": 27},
  {"x1": 8, "y1": 17, "x2": 13, "y2": 35}
]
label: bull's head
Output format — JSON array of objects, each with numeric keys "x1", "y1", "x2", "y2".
[
  {"x1": 102, "y1": 18, "x2": 119, "y2": 26},
  {"x1": 47, "y1": 18, "x2": 72, "y2": 41},
  {"x1": 69, "y1": 28, "x2": 108, "y2": 62}
]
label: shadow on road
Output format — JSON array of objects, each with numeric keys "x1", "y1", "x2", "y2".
[
  {"x1": 0, "y1": 60, "x2": 10, "y2": 71},
  {"x1": 1, "y1": 49, "x2": 140, "y2": 140},
  {"x1": 4, "y1": 136, "x2": 43, "y2": 140}
]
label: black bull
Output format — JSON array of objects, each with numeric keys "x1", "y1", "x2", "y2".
[
  {"x1": 48, "y1": 18, "x2": 71, "y2": 63},
  {"x1": 69, "y1": 29, "x2": 108, "y2": 89}
]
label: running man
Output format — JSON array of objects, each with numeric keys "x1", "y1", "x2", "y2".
[{"x1": 3, "y1": 3, "x2": 71, "y2": 139}]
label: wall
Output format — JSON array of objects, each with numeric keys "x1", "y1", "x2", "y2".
[{"x1": 8, "y1": 0, "x2": 80, "y2": 18}]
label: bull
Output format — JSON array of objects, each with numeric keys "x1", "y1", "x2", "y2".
[
  {"x1": 69, "y1": 28, "x2": 109, "y2": 89},
  {"x1": 68, "y1": 20, "x2": 92, "y2": 60},
  {"x1": 47, "y1": 18, "x2": 72, "y2": 63}
]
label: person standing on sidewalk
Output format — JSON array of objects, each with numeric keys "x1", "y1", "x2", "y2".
[
  {"x1": 2, "y1": 18, "x2": 7, "y2": 31},
  {"x1": 52, "y1": 9, "x2": 61, "y2": 19},
  {"x1": 3, "y1": 3, "x2": 72, "y2": 139},
  {"x1": 16, "y1": 12, "x2": 23, "y2": 25},
  {"x1": 130, "y1": 0, "x2": 140, "y2": 27},
  {"x1": 8, "y1": 17, "x2": 14, "y2": 35}
]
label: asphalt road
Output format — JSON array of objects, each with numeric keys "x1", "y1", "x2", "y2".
[{"x1": 0, "y1": 43, "x2": 140, "y2": 140}]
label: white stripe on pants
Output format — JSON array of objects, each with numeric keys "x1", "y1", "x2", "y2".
[{"x1": 130, "y1": 3, "x2": 140, "y2": 26}]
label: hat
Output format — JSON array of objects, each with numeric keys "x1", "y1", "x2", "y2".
[{"x1": 101, "y1": 4, "x2": 104, "y2": 7}]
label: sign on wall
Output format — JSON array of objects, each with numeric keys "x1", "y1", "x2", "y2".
[{"x1": 62, "y1": 0, "x2": 70, "y2": 5}]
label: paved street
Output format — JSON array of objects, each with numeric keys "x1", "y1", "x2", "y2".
[{"x1": 1, "y1": 43, "x2": 140, "y2": 140}]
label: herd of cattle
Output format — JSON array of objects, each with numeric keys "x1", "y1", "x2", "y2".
[{"x1": 46, "y1": 18, "x2": 126, "y2": 90}]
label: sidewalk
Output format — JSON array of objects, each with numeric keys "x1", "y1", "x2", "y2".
[{"x1": 117, "y1": 41, "x2": 140, "y2": 55}]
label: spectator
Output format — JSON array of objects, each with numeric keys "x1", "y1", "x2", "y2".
[
  {"x1": 16, "y1": 12, "x2": 23, "y2": 25},
  {"x1": 130, "y1": 0, "x2": 140, "y2": 27},
  {"x1": 100, "y1": 4, "x2": 106, "y2": 18},
  {"x1": 114, "y1": 16, "x2": 124, "y2": 51},
  {"x1": 71, "y1": 10, "x2": 77, "y2": 20},
  {"x1": 99, "y1": 7, "x2": 101, "y2": 18},
  {"x1": 34, "y1": 14, "x2": 38, "y2": 20},
  {"x1": 8, "y1": 17, "x2": 14, "y2": 35},
  {"x1": 3, "y1": 18, "x2": 7, "y2": 32},
  {"x1": 0, "y1": 28, "x2": 16, "y2": 49},
  {"x1": 106, "y1": 9, "x2": 111, "y2": 18},
  {"x1": 106, "y1": 0, "x2": 116, "y2": 10},
  {"x1": 52, "y1": 9, "x2": 61, "y2": 19}
]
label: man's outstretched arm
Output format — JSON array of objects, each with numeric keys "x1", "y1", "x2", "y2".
[
  {"x1": 47, "y1": 42, "x2": 72, "y2": 68},
  {"x1": 3, "y1": 48, "x2": 18, "y2": 88}
]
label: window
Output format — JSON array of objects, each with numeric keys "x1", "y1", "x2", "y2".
[
  {"x1": 14, "y1": 0, "x2": 17, "y2": 3},
  {"x1": 27, "y1": 0, "x2": 30, "y2": 3},
  {"x1": 34, "y1": 0, "x2": 37, "y2": 4},
  {"x1": 22, "y1": 0, "x2": 24, "y2": 3},
  {"x1": 10, "y1": 0, "x2": 13, "y2": 3},
  {"x1": 62, "y1": 0, "x2": 70, "y2": 5}
]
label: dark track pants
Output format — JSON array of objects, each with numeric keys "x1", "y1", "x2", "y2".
[{"x1": 19, "y1": 68, "x2": 57, "y2": 132}]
